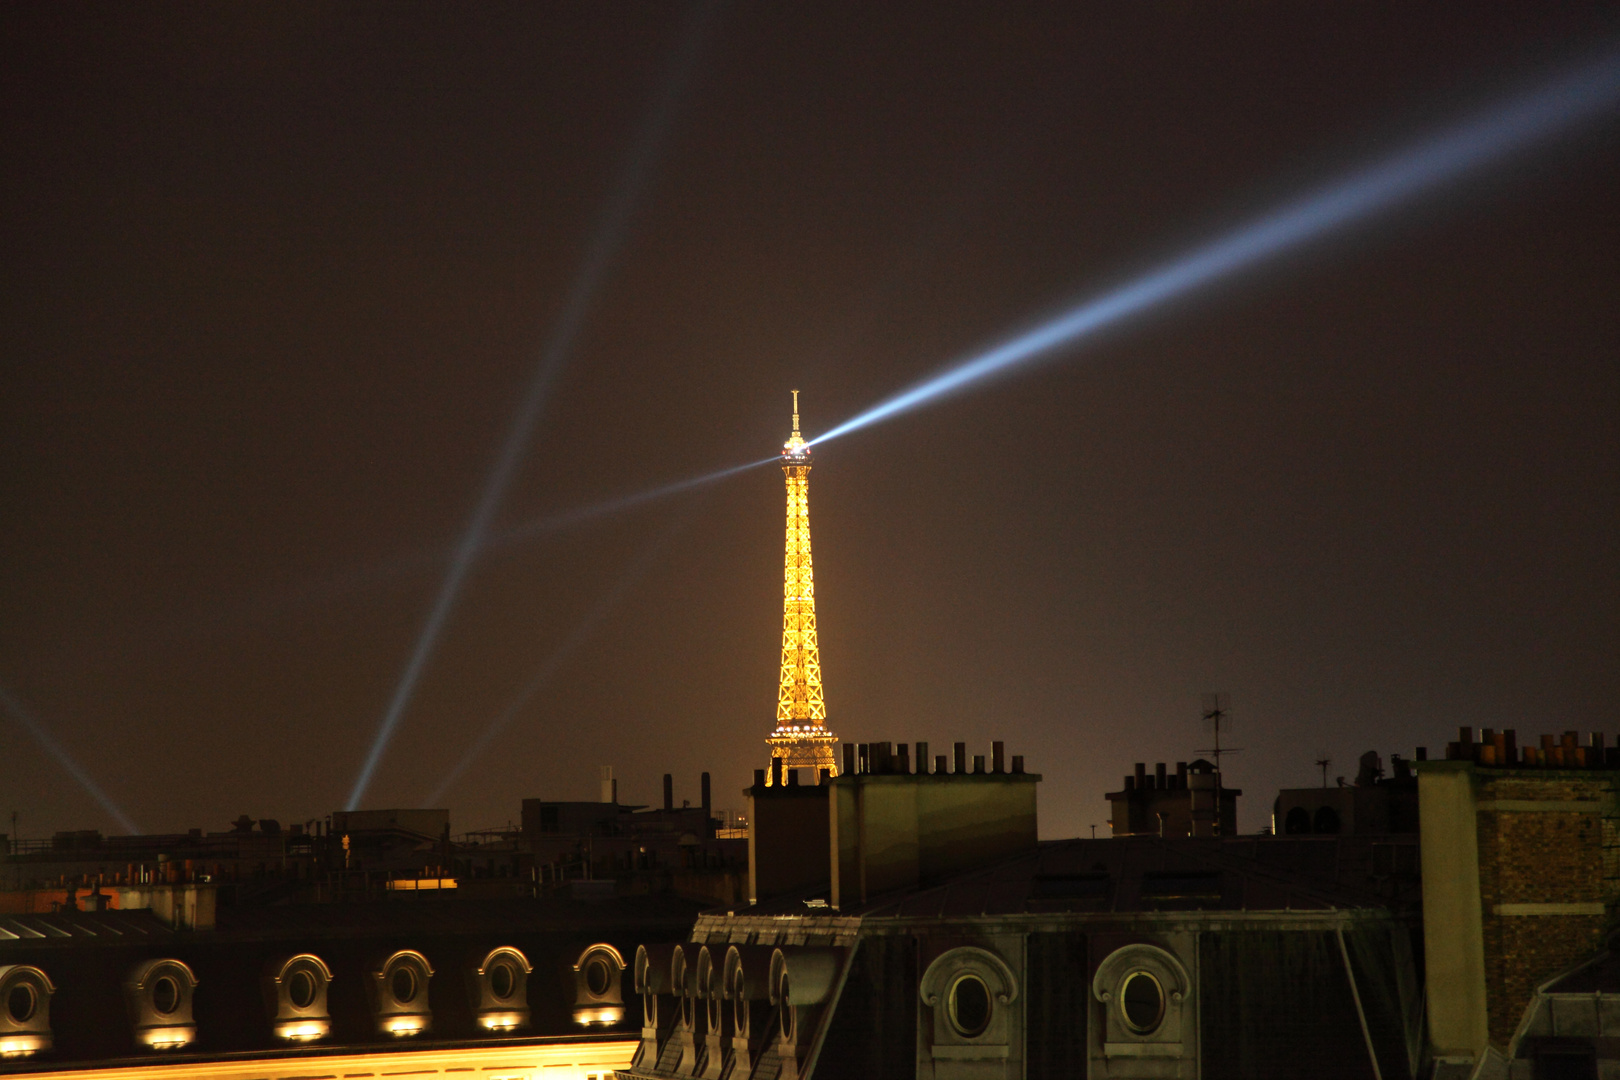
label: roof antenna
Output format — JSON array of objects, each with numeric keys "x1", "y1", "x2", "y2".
[
  {"x1": 1314, "y1": 751, "x2": 1331, "y2": 789},
  {"x1": 1196, "y1": 692, "x2": 1243, "y2": 777}
]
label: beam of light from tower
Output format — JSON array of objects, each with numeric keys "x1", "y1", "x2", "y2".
[
  {"x1": 0, "y1": 682, "x2": 141, "y2": 835},
  {"x1": 487, "y1": 456, "x2": 776, "y2": 550},
  {"x1": 344, "y1": 1, "x2": 723, "y2": 811},
  {"x1": 808, "y1": 47, "x2": 1620, "y2": 449},
  {"x1": 421, "y1": 520, "x2": 687, "y2": 808}
]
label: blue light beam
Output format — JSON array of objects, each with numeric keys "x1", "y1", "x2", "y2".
[
  {"x1": 345, "y1": 2, "x2": 723, "y2": 811},
  {"x1": 810, "y1": 48, "x2": 1620, "y2": 448},
  {"x1": 421, "y1": 522, "x2": 686, "y2": 807},
  {"x1": 0, "y1": 682, "x2": 141, "y2": 835}
]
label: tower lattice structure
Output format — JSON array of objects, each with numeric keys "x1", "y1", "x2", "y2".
[{"x1": 766, "y1": 392, "x2": 839, "y2": 783}]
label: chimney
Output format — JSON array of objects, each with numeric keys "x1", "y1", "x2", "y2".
[
  {"x1": 612, "y1": 778, "x2": 618, "y2": 804},
  {"x1": 992, "y1": 741, "x2": 1005, "y2": 774},
  {"x1": 753, "y1": 768, "x2": 766, "y2": 790},
  {"x1": 599, "y1": 765, "x2": 614, "y2": 804},
  {"x1": 663, "y1": 773, "x2": 674, "y2": 811},
  {"x1": 954, "y1": 743, "x2": 967, "y2": 774},
  {"x1": 843, "y1": 743, "x2": 855, "y2": 775},
  {"x1": 1155, "y1": 762, "x2": 1167, "y2": 790},
  {"x1": 916, "y1": 742, "x2": 929, "y2": 775},
  {"x1": 830, "y1": 745, "x2": 1041, "y2": 909},
  {"x1": 701, "y1": 772, "x2": 711, "y2": 816},
  {"x1": 1135, "y1": 762, "x2": 1147, "y2": 789},
  {"x1": 788, "y1": 769, "x2": 800, "y2": 787},
  {"x1": 896, "y1": 744, "x2": 911, "y2": 775},
  {"x1": 935, "y1": 754, "x2": 948, "y2": 775},
  {"x1": 771, "y1": 757, "x2": 784, "y2": 787}
]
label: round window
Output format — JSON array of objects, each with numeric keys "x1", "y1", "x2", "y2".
[
  {"x1": 152, "y1": 975, "x2": 180, "y2": 1016},
  {"x1": 1120, "y1": 970, "x2": 1164, "y2": 1033},
  {"x1": 947, "y1": 974, "x2": 992, "y2": 1038},
  {"x1": 585, "y1": 956, "x2": 613, "y2": 997},
  {"x1": 390, "y1": 966, "x2": 418, "y2": 1004},
  {"x1": 490, "y1": 961, "x2": 516, "y2": 1000},
  {"x1": 7, "y1": 982, "x2": 36, "y2": 1023},
  {"x1": 287, "y1": 968, "x2": 318, "y2": 1009}
]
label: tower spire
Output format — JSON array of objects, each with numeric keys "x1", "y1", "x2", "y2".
[{"x1": 766, "y1": 392, "x2": 838, "y2": 783}]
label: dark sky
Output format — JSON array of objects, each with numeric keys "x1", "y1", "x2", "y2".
[{"x1": 4, "y1": 3, "x2": 1617, "y2": 840}]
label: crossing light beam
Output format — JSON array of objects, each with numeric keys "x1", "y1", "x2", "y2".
[
  {"x1": 343, "y1": 0, "x2": 722, "y2": 811},
  {"x1": 0, "y1": 683, "x2": 141, "y2": 835}
]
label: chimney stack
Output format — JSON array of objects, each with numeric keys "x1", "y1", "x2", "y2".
[
  {"x1": 701, "y1": 772, "x2": 711, "y2": 816},
  {"x1": 663, "y1": 773, "x2": 674, "y2": 811}
]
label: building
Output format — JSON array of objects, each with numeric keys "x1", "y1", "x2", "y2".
[
  {"x1": 1418, "y1": 726, "x2": 1620, "y2": 1078},
  {"x1": 0, "y1": 891, "x2": 705, "y2": 1079},
  {"x1": 1105, "y1": 759, "x2": 1240, "y2": 838},
  {"x1": 618, "y1": 740, "x2": 1424, "y2": 1080},
  {"x1": 1273, "y1": 750, "x2": 1420, "y2": 837},
  {"x1": 765, "y1": 393, "x2": 840, "y2": 782}
]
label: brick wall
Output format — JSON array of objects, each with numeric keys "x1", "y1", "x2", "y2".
[{"x1": 1474, "y1": 772, "x2": 1616, "y2": 1046}]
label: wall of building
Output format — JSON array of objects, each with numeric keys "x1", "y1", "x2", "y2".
[{"x1": 1419, "y1": 760, "x2": 1620, "y2": 1059}]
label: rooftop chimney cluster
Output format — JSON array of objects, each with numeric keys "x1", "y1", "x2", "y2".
[
  {"x1": 1448, "y1": 727, "x2": 1615, "y2": 769},
  {"x1": 843, "y1": 740, "x2": 1024, "y2": 777},
  {"x1": 1121, "y1": 760, "x2": 1219, "y2": 793}
]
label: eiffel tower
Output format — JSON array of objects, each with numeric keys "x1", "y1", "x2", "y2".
[{"x1": 765, "y1": 391, "x2": 840, "y2": 783}]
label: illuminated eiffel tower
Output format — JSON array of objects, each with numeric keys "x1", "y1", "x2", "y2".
[{"x1": 765, "y1": 391, "x2": 839, "y2": 783}]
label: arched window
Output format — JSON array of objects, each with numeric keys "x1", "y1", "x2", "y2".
[
  {"x1": 1313, "y1": 806, "x2": 1341, "y2": 834},
  {"x1": 919, "y1": 947, "x2": 1020, "y2": 1060},
  {"x1": 1092, "y1": 944, "x2": 1193, "y2": 1060},
  {"x1": 1284, "y1": 806, "x2": 1312, "y2": 835}
]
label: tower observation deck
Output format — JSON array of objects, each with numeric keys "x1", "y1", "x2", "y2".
[{"x1": 766, "y1": 391, "x2": 840, "y2": 783}]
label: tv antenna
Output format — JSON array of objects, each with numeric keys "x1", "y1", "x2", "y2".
[
  {"x1": 1196, "y1": 693, "x2": 1243, "y2": 776},
  {"x1": 1313, "y1": 750, "x2": 1332, "y2": 789}
]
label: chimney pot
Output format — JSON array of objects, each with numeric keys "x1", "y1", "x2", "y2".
[
  {"x1": 701, "y1": 772, "x2": 711, "y2": 814},
  {"x1": 1459, "y1": 726, "x2": 1474, "y2": 746},
  {"x1": 954, "y1": 742, "x2": 967, "y2": 774},
  {"x1": 935, "y1": 754, "x2": 949, "y2": 775},
  {"x1": 1011, "y1": 755, "x2": 1024, "y2": 774},
  {"x1": 1415, "y1": 747, "x2": 1427, "y2": 761},
  {"x1": 771, "y1": 757, "x2": 784, "y2": 787},
  {"x1": 664, "y1": 773, "x2": 674, "y2": 811},
  {"x1": 896, "y1": 744, "x2": 911, "y2": 775},
  {"x1": 992, "y1": 742, "x2": 1005, "y2": 774},
  {"x1": 842, "y1": 743, "x2": 856, "y2": 776},
  {"x1": 916, "y1": 742, "x2": 929, "y2": 775},
  {"x1": 973, "y1": 755, "x2": 986, "y2": 775},
  {"x1": 753, "y1": 768, "x2": 766, "y2": 790},
  {"x1": 788, "y1": 769, "x2": 800, "y2": 787}
]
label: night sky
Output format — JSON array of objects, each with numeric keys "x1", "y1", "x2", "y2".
[{"x1": 4, "y1": 4, "x2": 1617, "y2": 841}]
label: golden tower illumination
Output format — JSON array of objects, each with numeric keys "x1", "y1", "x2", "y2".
[{"x1": 766, "y1": 391, "x2": 839, "y2": 782}]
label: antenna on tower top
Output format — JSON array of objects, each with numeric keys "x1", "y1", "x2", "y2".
[{"x1": 791, "y1": 389, "x2": 801, "y2": 434}]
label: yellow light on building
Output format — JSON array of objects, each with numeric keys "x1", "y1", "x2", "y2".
[{"x1": 766, "y1": 391, "x2": 839, "y2": 782}]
